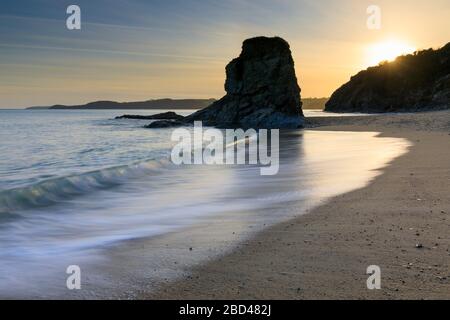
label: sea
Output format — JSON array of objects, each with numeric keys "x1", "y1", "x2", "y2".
[{"x1": 0, "y1": 109, "x2": 410, "y2": 298}]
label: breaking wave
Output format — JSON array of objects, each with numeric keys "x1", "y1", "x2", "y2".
[{"x1": 0, "y1": 158, "x2": 173, "y2": 214}]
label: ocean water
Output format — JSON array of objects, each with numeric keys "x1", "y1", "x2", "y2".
[{"x1": 0, "y1": 109, "x2": 411, "y2": 298}]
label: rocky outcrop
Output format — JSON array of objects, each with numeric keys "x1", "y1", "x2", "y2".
[
  {"x1": 325, "y1": 43, "x2": 450, "y2": 113},
  {"x1": 115, "y1": 112, "x2": 184, "y2": 120},
  {"x1": 144, "y1": 120, "x2": 185, "y2": 128},
  {"x1": 150, "y1": 36, "x2": 304, "y2": 129}
]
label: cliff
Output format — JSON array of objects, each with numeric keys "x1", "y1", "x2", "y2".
[{"x1": 325, "y1": 43, "x2": 450, "y2": 113}]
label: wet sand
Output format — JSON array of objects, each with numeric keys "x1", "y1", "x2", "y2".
[{"x1": 146, "y1": 110, "x2": 450, "y2": 300}]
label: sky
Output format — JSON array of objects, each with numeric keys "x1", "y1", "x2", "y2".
[{"x1": 0, "y1": 0, "x2": 449, "y2": 108}]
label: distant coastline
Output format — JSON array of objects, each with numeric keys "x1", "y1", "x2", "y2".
[
  {"x1": 26, "y1": 98, "x2": 217, "y2": 110},
  {"x1": 26, "y1": 97, "x2": 328, "y2": 110},
  {"x1": 302, "y1": 97, "x2": 328, "y2": 110}
]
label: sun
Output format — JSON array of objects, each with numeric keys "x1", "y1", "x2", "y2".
[{"x1": 365, "y1": 39, "x2": 417, "y2": 67}]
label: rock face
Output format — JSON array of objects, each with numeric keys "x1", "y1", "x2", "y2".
[
  {"x1": 326, "y1": 43, "x2": 450, "y2": 113},
  {"x1": 180, "y1": 36, "x2": 303, "y2": 128}
]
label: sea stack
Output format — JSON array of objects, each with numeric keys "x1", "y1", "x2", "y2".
[
  {"x1": 147, "y1": 36, "x2": 304, "y2": 129},
  {"x1": 186, "y1": 36, "x2": 304, "y2": 128}
]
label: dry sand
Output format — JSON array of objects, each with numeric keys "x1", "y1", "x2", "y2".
[{"x1": 146, "y1": 110, "x2": 450, "y2": 300}]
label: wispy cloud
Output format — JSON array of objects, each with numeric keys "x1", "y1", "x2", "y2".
[{"x1": 0, "y1": 0, "x2": 449, "y2": 108}]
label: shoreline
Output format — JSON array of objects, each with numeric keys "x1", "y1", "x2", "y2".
[{"x1": 144, "y1": 110, "x2": 450, "y2": 300}]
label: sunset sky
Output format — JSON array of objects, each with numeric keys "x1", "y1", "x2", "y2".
[{"x1": 1, "y1": 0, "x2": 449, "y2": 108}]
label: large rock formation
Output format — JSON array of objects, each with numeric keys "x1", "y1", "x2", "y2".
[
  {"x1": 186, "y1": 36, "x2": 303, "y2": 128},
  {"x1": 148, "y1": 36, "x2": 304, "y2": 129},
  {"x1": 325, "y1": 43, "x2": 450, "y2": 113}
]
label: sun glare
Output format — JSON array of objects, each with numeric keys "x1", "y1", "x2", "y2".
[{"x1": 366, "y1": 40, "x2": 417, "y2": 67}]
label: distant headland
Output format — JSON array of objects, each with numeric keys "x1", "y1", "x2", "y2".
[{"x1": 26, "y1": 98, "x2": 217, "y2": 110}]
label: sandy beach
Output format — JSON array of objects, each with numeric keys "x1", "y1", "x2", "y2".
[
  {"x1": 146, "y1": 110, "x2": 450, "y2": 300},
  {"x1": 2, "y1": 0, "x2": 450, "y2": 303}
]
